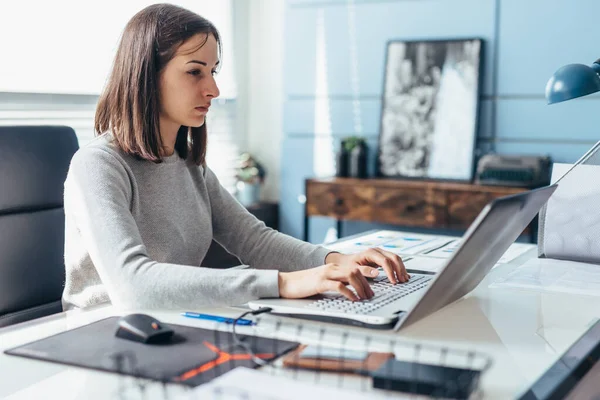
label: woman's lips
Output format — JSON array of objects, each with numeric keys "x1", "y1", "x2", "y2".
[{"x1": 195, "y1": 106, "x2": 209, "y2": 113}]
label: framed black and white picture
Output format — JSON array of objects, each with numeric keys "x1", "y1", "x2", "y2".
[{"x1": 377, "y1": 38, "x2": 483, "y2": 181}]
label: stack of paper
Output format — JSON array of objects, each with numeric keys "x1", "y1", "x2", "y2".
[
  {"x1": 326, "y1": 230, "x2": 454, "y2": 256},
  {"x1": 326, "y1": 230, "x2": 535, "y2": 267},
  {"x1": 403, "y1": 257, "x2": 448, "y2": 273},
  {"x1": 426, "y1": 240, "x2": 534, "y2": 264},
  {"x1": 490, "y1": 258, "x2": 600, "y2": 296}
]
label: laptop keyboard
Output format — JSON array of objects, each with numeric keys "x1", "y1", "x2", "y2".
[{"x1": 306, "y1": 275, "x2": 432, "y2": 315}]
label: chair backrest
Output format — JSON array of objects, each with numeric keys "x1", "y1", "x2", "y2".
[{"x1": 0, "y1": 126, "x2": 78, "y2": 328}]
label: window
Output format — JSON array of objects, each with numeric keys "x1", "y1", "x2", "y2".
[
  {"x1": 0, "y1": 1, "x2": 236, "y2": 98},
  {"x1": 0, "y1": 1, "x2": 239, "y2": 191},
  {"x1": 205, "y1": 99, "x2": 240, "y2": 193}
]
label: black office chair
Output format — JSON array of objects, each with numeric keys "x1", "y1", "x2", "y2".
[{"x1": 0, "y1": 126, "x2": 78, "y2": 328}]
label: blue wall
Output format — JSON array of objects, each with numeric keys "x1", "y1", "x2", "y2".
[{"x1": 280, "y1": 0, "x2": 600, "y2": 243}]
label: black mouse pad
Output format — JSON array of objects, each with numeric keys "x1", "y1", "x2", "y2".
[{"x1": 4, "y1": 316, "x2": 298, "y2": 387}]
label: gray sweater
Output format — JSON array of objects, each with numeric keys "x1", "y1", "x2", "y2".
[{"x1": 62, "y1": 134, "x2": 331, "y2": 310}]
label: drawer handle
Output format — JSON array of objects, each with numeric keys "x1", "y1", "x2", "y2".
[
  {"x1": 335, "y1": 198, "x2": 344, "y2": 206},
  {"x1": 404, "y1": 205, "x2": 417, "y2": 213}
]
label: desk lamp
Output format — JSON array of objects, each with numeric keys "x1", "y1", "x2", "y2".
[
  {"x1": 545, "y1": 59, "x2": 600, "y2": 104},
  {"x1": 539, "y1": 59, "x2": 600, "y2": 266}
]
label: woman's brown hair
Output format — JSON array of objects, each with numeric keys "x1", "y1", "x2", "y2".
[{"x1": 95, "y1": 3, "x2": 220, "y2": 164}]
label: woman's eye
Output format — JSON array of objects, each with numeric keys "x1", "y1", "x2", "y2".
[
  {"x1": 187, "y1": 70, "x2": 201, "y2": 76},
  {"x1": 211, "y1": 70, "x2": 218, "y2": 76}
]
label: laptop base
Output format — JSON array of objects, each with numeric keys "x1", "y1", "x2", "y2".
[{"x1": 269, "y1": 311, "x2": 400, "y2": 330}]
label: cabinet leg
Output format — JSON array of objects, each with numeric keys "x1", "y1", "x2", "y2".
[{"x1": 304, "y1": 214, "x2": 309, "y2": 242}]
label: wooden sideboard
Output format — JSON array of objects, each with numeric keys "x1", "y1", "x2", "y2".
[{"x1": 304, "y1": 177, "x2": 535, "y2": 242}]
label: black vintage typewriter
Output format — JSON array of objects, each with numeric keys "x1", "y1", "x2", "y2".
[{"x1": 475, "y1": 154, "x2": 552, "y2": 188}]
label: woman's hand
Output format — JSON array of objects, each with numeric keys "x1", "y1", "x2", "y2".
[
  {"x1": 278, "y1": 263, "x2": 376, "y2": 301},
  {"x1": 326, "y1": 248, "x2": 409, "y2": 284},
  {"x1": 277, "y1": 248, "x2": 408, "y2": 301}
]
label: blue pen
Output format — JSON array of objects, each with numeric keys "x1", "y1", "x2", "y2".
[{"x1": 181, "y1": 312, "x2": 254, "y2": 325}]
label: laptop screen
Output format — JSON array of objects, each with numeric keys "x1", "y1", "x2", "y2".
[{"x1": 397, "y1": 184, "x2": 558, "y2": 330}]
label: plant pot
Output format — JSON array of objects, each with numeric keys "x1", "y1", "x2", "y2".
[
  {"x1": 336, "y1": 147, "x2": 349, "y2": 177},
  {"x1": 236, "y1": 181, "x2": 261, "y2": 206},
  {"x1": 349, "y1": 142, "x2": 368, "y2": 178}
]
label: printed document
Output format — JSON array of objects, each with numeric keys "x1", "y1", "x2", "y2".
[{"x1": 490, "y1": 257, "x2": 600, "y2": 296}]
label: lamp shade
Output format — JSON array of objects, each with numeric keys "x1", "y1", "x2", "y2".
[{"x1": 545, "y1": 62, "x2": 600, "y2": 104}]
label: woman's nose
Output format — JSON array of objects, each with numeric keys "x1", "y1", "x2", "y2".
[{"x1": 205, "y1": 77, "x2": 220, "y2": 98}]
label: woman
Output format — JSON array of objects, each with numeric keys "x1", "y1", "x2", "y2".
[{"x1": 62, "y1": 3, "x2": 408, "y2": 311}]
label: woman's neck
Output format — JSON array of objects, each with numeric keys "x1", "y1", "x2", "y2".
[{"x1": 159, "y1": 116, "x2": 180, "y2": 157}]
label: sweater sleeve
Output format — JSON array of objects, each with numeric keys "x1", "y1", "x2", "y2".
[
  {"x1": 205, "y1": 167, "x2": 332, "y2": 271},
  {"x1": 64, "y1": 148, "x2": 281, "y2": 310}
]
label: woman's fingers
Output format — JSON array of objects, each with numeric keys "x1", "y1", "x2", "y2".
[
  {"x1": 376, "y1": 248, "x2": 410, "y2": 282},
  {"x1": 365, "y1": 248, "x2": 409, "y2": 283},
  {"x1": 347, "y1": 268, "x2": 374, "y2": 299},
  {"x1": 323, "y1": 264, "x2": 374, "y2": 299},
  {"x1": 323, "y1": 280, "x2": 359, "y2": 301},
  {"x1": 363, "y1": 249, "x2": 401, "y2": 283},
  {"x1": 357, "y1": 265, "x2": 380, "y2": 279}
]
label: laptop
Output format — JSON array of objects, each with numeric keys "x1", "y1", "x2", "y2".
[{"x1": 249, "y1": 184, "x2": 557, "y2": 330}]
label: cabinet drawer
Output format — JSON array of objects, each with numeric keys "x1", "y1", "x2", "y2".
[
  {"x1": 305, "y1": 178, "x2": 533, "y2": 241},
  {"x1": 306, "y1": 182, "x2": 374, "y2": 220},
  {"x1": 446, "y1": 191, "x2": 495, "y2": 228},
  {"x1": 373, "y1": 187, "x2": 442, "y2": 227}
]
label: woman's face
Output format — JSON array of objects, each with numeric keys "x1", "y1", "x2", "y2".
[{"x1": 159, "y1": 33, "x2": 220, "y2": 129}]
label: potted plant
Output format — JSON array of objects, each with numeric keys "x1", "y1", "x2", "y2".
[
  {"x1": 341, "y1": 136, "x2": 368, "y2": 178},
  {"x1": 235, "y1": 153, "x2": 266, "y2": 206}
]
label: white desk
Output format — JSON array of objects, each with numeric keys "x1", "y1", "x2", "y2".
[{"x1": 1, "y1": 241, "x2": 599, "y2": 399}]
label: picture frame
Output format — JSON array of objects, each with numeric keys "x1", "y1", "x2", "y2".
[{"x1": 376, "y1": 38, "x2": 483, "y2": 182}]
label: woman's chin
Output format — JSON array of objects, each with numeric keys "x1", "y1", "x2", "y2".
[{"x1": 187, "y1": 117, "x2": 206, "y2": 128}]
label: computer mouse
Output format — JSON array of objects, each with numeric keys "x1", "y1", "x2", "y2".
[{"x1": 115, "y1": 313, "x2": 174, "y2": 344}]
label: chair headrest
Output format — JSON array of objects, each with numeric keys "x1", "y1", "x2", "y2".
[{"x1": 0, "y1": 125, "x2": 79, "y2": 214}]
